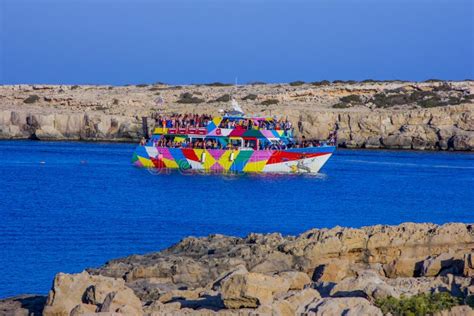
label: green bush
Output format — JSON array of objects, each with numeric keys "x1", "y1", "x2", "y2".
[
  {"x1": 340, "y1": 95, "x2": 362, "y2": 103},
  {"x1": 332, "y1": 102, "x2": 351, "y2": 109},
  {"x1": 260, "y1": 99, "x2": 279, "y2": 106},
  {"x1": 177, "y1": 92, "x2": 204, "y2": 104},
  {"x1": 23, "y1": 95, "x2": 41, "y2": 104},
  {"x1": 249, "y1": 81, "x2": 266, "y2": 85},
  {"x1": 136, "y1": 84, "x2": 149, "y2": 88},
  {"x1": 289, "y1": 80, "x2": 305, "y2": 86},
  {"x1": 71, "y1": 85, "x2": 80, "y2": 90},
  {"x1": 375, "y1": 293, "x2": 461, "y2": 316},
  {"x1": 373, "y1": 93, "x2": 410, "y2": 108},
  {"x1": 418, "y1": 96, "x2": 443, "y2": 108},
  {"x1": 311, "y1": 80, "x2": 330, "y2": 86},
  {"x1": 424, "y1": 79, "x2": 443, "y2": 82},
  {"x1": 212, "y1": 94, "x2": 231, "y2": 102},
  {"x1": 204, "y1": 82, "x2": 233, "y2": 87},
  {"x1": 242, "y1": 94, "x2": 258, "y2": 101}
]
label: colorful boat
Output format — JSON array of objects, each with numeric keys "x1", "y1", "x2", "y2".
[{"x1": 132, "y1": 115, "x2": 335, "y2": 174}]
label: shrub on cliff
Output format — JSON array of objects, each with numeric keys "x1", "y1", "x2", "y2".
[
  {"x1": 373, "y1": 93, "x2": 410, "y2": 108},
  {"x1": 260, "y1": 99, "x2": 279, "y2": 106},
  {"x1": 418, "y1": 96, "x2": 442, "y2": 108},
  {"x1": 23, "y1": 95, "x2": 40, "y2": 104},
  {"x1": 332, "y1": 102, "x2": 351, "y2": 109},
  {"x1": 375, "y1": 293, "x2": 461, "y2": 316},
  {"x1": 211, "y1": 94, "x2": 231, "y2": 102},
  {"x1": 242, "y1": 94, "x2": 258, "y2": 101},
  {"x1": 204, "y1": 82, "x2": 233, "y2": 87},
  {"x1": 311, "y1": 80, "x2": 331, "y2": 86},
  {"x1": 340, "y1": 95, "x2": 362, "y2": 103},
  {"x1": 177, "y1": 92, "x2": 204, "y2": 104},
  {"x1": 289, "y1": 80, "x2": 305, "y2": 86},
  {"x1": 136, "y1": 84, "x2": 149, "y2": 88}
]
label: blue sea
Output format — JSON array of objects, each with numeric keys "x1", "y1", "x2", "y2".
[{"x1": 0, "y1": 141, "x2": 473, "y2": 298}]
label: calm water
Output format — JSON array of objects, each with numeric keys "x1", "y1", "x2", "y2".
[{"x1": 0, "y1": 141, "x2": 473, "y2": 297}]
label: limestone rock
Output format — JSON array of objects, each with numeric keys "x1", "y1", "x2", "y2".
[
  {"x1": 329, "y1": 270, "x2": 399, "y2": 300},
  {"x1": 272, "y1": 288, "x2": 321, "y2": 316},
  {"x1": 0, "y1": 83, "x2": 473, "y2": 150},
  {"x1": 221, "y1": 272, "x2": 290, "y2": 308},
  {"x1": 435, "y1": 305, "x2": 474, "y2": 316},
  {"x1": 277, "y1": 271, "x2": 312, "y2": 290},
  {"x1": 307, "y1": 297, "x2": 383, "y2": 316},
  {"x1": 420, "y1": 253, "x2": 463, "y2": 277},
  {"x1": 43, "y1": 271, "x2": 143, "y2": 316},
  {"x1": 383, "y1": 257, "x2": 419, "y2": 278},
  {"x1": 312, "y1": 259, "x2": 352, "y2": 282},
  {"x1": 464, "y1": 253, "x2": 474, "y2": 277}
]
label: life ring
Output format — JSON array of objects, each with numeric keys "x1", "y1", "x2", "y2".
[{"x1": 216, "y1": 128, "x2": 222, "y2": 136}]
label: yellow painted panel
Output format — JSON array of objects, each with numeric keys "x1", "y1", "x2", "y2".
[
  {"x1": 218, "y1": 150, "x2": 238, "y2": 171},
  {"x1": 202, "y1": 149, "x2": 216, "y2": 169},
  {"x1": 153, "y1": 127, "x2": 168, "y2": 134},
  {"x1": 212, "y1": 117, "x2": 222, "y2": 127},
  {"x1": 138, "y1": 156, "x2": 155, "y2": 168},
  {"x1": 162, "y1": 158, "x2": 179, "y2": 168},
  {"x1": 243, "y1": 160, "x2": 267, "y2": 172},
  {"x1": 174, "y1": 136, "x2": 186, "y2": 143}
]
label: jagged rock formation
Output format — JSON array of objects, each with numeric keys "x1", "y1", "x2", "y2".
[
  {"x1": 0, "y1": 81, "x2": 473, "y2": 150},
  {"x1": 2, "y1": 222, "x2": 474, "y2": 315}
]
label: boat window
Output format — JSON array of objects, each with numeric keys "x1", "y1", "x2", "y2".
[
  {"x1": 230, "y1": 138, "x2": 242, "y2": 148},
  {"x1": 244, "y1": 139, "x2": 257, "y2": 150}
]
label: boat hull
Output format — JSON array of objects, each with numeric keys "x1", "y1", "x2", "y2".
[{"x1": 132, "y1": 146, "x2": 335, "y2": 174}]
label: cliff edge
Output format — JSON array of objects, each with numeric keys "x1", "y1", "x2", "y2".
[
  {"x1": 0, "y1": 80, "x2": 473, "y2": 150},
  {"x1": 2, "y1": 222, "x2": 474, "y2": 315}
]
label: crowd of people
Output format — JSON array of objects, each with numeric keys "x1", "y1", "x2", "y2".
[
  {"x1": 153, "y1": 113, "x2": 213, "y2": 129},
  {"x1": 140, "y1": 112, "x2": 337, "y2": 149},
  {"x1": 218, "y1": 118, "x2": 293, "y2": 131},
  {"x1": 152, "y1": 113, "x2": 293, "y2": 131}
]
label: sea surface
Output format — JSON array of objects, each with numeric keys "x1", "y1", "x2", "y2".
[{"x1": 0, "y1": 141, "x2": 473, "y2": 298}]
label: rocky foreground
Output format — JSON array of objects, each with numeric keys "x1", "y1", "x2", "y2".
[
  {"x1": 2, "y1": 223, "x2": 474, "y2": 315},
  {"x1": 0, "y1": 80, "x2": 473, "y2": 150}
]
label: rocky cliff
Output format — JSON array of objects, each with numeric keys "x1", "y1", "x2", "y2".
[
  {"x1": 0, "y1": 81, "x2": 473, "y2": 150},
  {"x1": 2, "y1": 222, "x2": 474, "y2": 315}
]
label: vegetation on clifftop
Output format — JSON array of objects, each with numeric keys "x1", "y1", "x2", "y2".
[
  {"x1": 23, "y1": 95, "x2": 40, "y2": 104},
  {"x1": 177, "y1": 92, "x2": 204, "y2": 104},
  {"x1": 375, "y1": 293, "x2": 461, "y2": 316}
]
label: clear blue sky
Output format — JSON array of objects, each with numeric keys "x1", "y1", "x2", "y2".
[{"x1": 1, "y1": 0, "x2": 473, "y2": 85}]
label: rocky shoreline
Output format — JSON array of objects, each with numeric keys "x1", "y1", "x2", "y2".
[
  {"x1": 0, "y1": 81, "x2": 473, "y2": 151},
  {"x1": 2, "y1": 222, "x2": 474, "y2": 315}
]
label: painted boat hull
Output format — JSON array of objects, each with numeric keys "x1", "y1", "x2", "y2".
[{"x1": 132, "y1": 145, "x2": 335, "y2": 174}]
